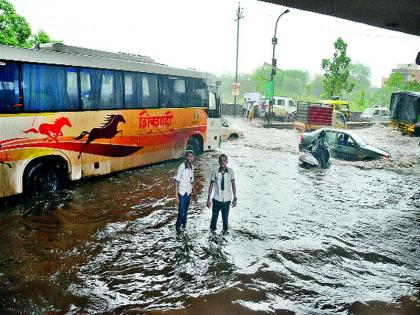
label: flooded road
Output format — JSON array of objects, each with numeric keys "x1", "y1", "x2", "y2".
[{"x1": 1, "y1": 118, "x2": 419, "y2": 314}]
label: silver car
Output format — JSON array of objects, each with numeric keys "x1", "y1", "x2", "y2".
[{"x1": 360, "y1": 107, "x2": 390, "y2": 122}]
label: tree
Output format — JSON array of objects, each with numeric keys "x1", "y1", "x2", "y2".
[
  {"x1": 349, "y1": 62, "x2": 372, "y2": 89},
  {"x1": 0, "y1": 0, "x2": 58, "y2": 48},
  {"x1": 321, "y1": 37, "x2": 354, "y2": 98},
  {"x1": 30, "y1": 30, "x2": 61, "y2": 46},
  {"x1": 0, "y1": 0, "x2": 31, "y2": 47}
]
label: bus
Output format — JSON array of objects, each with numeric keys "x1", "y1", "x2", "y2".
[{"x1": 0, "y1": 43, "x2": 221, "y2": 198}]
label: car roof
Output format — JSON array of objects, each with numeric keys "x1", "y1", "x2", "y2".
[{"x1": 317, "y1": 127, "x2": 353, "y2": 135}]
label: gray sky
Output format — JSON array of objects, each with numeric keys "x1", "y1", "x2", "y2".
[{"x1": 11, "y1": 0, "x2": 419, "y2": 87}]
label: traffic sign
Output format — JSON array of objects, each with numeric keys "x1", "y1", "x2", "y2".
[
  {"x1": 265, "y1": 81, "x2": 273, "y2": 99},
  {"x1": 232, "y1": 82, "x2": 240, "y2": 97}
]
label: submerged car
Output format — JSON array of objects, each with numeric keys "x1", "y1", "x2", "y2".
[
  {"x1": 299, "y1": 128, "x2": 390, "y2": 161},
  {"x1": 221, "y1": 118, "x2": 244, "y2": 141}
]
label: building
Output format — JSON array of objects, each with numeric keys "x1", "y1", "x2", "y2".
[{"x1": 391, "y1": 64, "x2": 420, "y2": 82}]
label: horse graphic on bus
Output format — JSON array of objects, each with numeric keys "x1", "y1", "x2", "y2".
[
  {"x1": 74, "y1": 114, "x2": 126, "y2": 159},
  {"x1": 24, "y1": 117, "x2": 72, "y2": 142}
]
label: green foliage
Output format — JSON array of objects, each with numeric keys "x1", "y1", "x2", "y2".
[
  {"x1": 351, "y1": 90, "x2": 369, "y2": 111},
  {"x1": 0, "y1": 0, "x2": 31, "y2": 47},
  {"x1": 30, "y1": 30, "x2": 61, "y2": 46},
  {"x1": 0, "y1": 0, "x2": 58, "y2": 48},
  {"x1": 221, "y1": 65, "x2": 314, "y2": 104},
  {"x1": 321, "y1": 37, "x2": 354, "y2": 98},
  {"x1": 371, "y1": 72, "x2": 420, "y2": 107},
  {"x1": 405, "y1": 80, "x2": 420, "y2": 91}
]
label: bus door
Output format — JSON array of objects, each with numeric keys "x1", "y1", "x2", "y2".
[
  {"x1": 78, "y1": 112, "x2": 111, "y2": 177},
  {"x1": 206, "y1": 86, "x2": 221, "y2": 150}
]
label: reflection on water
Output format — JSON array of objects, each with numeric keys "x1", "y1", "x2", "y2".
[{"x1": 0, "y1": 119, "x2": 419, "y2": 314}]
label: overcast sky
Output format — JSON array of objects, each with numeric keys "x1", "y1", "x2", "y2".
[{"x1": 11, "y1": 0, "x2": 419, "y2": 87}]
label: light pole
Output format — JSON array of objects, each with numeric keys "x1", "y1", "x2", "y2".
[
  {"x1": 268, "y1": 9, "x2": 289, "y2": 125},
  {"x1": 233, "y1": 2, "x2": 244, "y2": 117}
]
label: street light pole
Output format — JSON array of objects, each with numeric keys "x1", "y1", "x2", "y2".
[
  {"x1": 233, "y1": 2, "x2": 244, "y2": 117},
  {"x1": 268, "y1": 9, "x2": 289, "y2": 125}
]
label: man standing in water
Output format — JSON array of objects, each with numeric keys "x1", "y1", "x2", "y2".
[
  {"x1": 207, "y1": 154, "x2": 237, "y2": 232},
  {"x1": 174, "y1": 150, "x2": 197, "y2": 232}
]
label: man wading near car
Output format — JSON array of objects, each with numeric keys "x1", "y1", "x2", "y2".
[
  {"x1": 207, "y1": 154, "x2": 237, "y2": 232},
  {"x1": 174, "y1": 150, "x2": 197, "y2": 232}
]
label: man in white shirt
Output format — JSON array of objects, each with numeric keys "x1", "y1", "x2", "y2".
[
  {"x1": 174, "y1": 150, "x2": 197, "y2": 232},
  {"x1": 207, "y1": 154, "x2": 237, "y2": 232}
]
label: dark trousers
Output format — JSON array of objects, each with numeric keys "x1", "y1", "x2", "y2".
[
  {"x1": 210, "y1": 199, "x2": 231, "y2": 231},
  {"x1": 176, "y1": 193, "x2": 190, "y2": 230}
]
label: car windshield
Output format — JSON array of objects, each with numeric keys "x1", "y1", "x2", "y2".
[
  {"x1": 362, "y1": 108, "x2": 376, "y2": 115},
  {"x1": 349, "y1": 132, "x2": 367, "y2": 146}
]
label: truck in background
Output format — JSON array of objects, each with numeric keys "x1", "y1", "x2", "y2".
[
  {"x1": 389, "y1": 91, "x2": 420, "y2": 136},
  {"x1": 320, "y1": 99, "x2": 350, "y2": 119},
  {"x1": 293, "y1": 101, "x2": 347, "y2": 132},
  {"x1": 269, "y1": 96, "x2": 297, "y2": 121}
]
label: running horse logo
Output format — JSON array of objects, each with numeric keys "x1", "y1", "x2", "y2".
[
  {"x1": 74, "y1": 114, "x2": 126, "y2": 159},
  {"x1": 24, "y1": 117, "x2": 72, "y2": 142}
]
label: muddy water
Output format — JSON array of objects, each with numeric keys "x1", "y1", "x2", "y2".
[{"x1": 0, "y1": 118, "x2": 419, "y2": 314}]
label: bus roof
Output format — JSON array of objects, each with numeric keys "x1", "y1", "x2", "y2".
[{"x1": 0, "y1": 43, "x2": 217, "y2": 84}]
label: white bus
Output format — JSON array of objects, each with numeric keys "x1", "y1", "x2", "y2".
[{"x1": 0, "y1": 43, "x2": 221, "y2": 197}]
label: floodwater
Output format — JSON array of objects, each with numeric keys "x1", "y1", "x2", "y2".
[{"x1": 0, "y1": 118, "x2": 419, "y2": 314}]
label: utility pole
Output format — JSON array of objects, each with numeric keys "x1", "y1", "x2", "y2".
[
  {"x1": 268, "y1": 9, "x2": 289, "y2": 125},
  {"x1": 233, "y1": 2, "x2": 244, "y2": 117}
]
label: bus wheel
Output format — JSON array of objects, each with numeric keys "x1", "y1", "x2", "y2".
[
  {"x1": 24, "y1": 162, "x2": 63, "y2": 195},
  {"x1": 186, "y1": 138, "x2": 200, "y2": 156}
]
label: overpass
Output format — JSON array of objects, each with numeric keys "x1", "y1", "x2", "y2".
[{"x1": 260, "y1": 0, "x2": 419, "y2": 36}]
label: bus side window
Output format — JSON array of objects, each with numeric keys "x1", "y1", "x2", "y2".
[
  {"x1": 187, "y1": 78, "x2": 207, "y2": 107},
  {"x1": 80, "y1": 68, "x2": 123, "y2": 110},
  {"x1": 22, "y1": 63, "x2": 79, "y2": 112},
  {"x1": 159, "y1": 75, "x2": 172, "y2": 108},
  {"x1": 142, "y1": 74, "x2": 158, "y2": 108},
  {"x1": 173, "y1": 78, "x2": 186, "y2": 108},
  {"x1": 124, "y1": 72, "x2": 142, "y2": 109},
  {"x1": 0, "y1": 61, "x2": 20, "y2": 113}
]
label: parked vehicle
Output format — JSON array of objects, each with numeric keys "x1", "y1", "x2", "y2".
[
  {"x1": 0, "y1": 43, "x2": 222, "y2": 198},
  {"x1": 360, "y1": 106, "x2": 390, "y2": 121},
  {"x1": 293, "y1": 102, "x2": 346, "y2": 131},
  {"x1": 320, "y1": 99, "x2": 351, "y2": 119},
  {"x1": 269, "y1": 96, "x2": 297, "y2": 121},
  {"x1": 389, "y1": 91, "x2": 420, "y2": 136},
  {"x1": 221, "y1": 118, "x2": 244, "y2": 141},
  {"x1": 299, "y1": 128, "x2": 391, "y2": 161}
]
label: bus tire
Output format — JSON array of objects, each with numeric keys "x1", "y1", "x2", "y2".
[
  {"x1": 24, "y1": 161, "x2": 63, "y2": 195},
  {"x1": 186, "y1": 138, "x2": 200, "y2": 156}
]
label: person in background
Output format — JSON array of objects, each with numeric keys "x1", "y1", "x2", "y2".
[
  {"x1": 248, "y1": 103, "x2": 255, "y2": 122},
  {"x1": 260, "y1": 101, "x2": 266, "y2": 118},
  {"x1": 207, "y1": 154, "x2": 237, "y2": 232},
  {"x1": 174, "y1": 150, "x2": 197, "y2": 232}
]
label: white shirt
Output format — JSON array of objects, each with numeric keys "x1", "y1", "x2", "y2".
[
  {"x1": 174, "y1": 162, "x2": 194, "y2": 195},
  {"x1": 210, "y1": 167, "x2": 235, "y2": 202}
]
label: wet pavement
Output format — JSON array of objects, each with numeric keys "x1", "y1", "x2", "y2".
[{"x1": 0, "y1": 118, "x2": 419, "y2": 314}]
